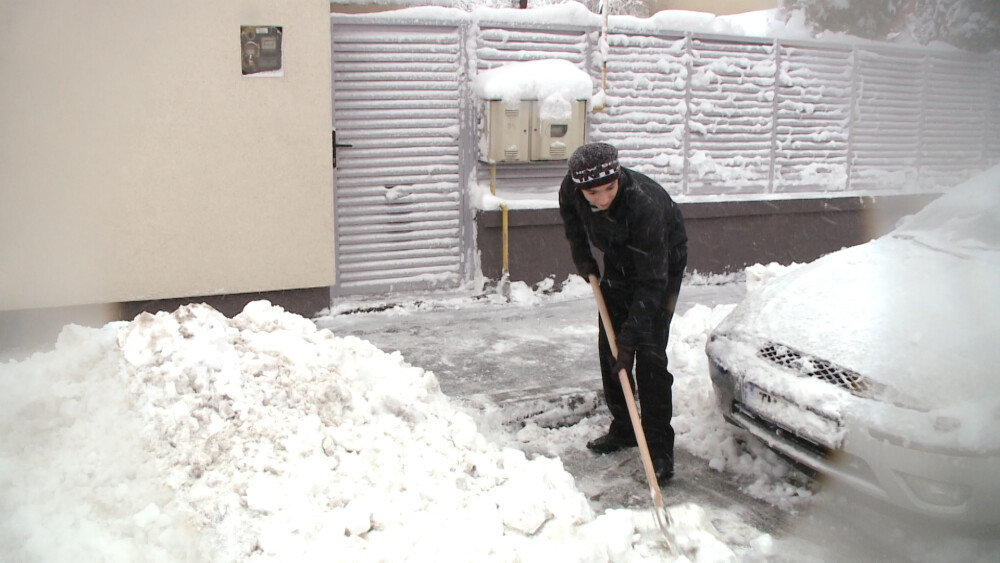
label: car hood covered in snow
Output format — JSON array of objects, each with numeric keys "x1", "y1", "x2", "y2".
[{"x1": 713, "y1": 164, "x2": 1000, "y2": 410}]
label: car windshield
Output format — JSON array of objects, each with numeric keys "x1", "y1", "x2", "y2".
[{"x1": 892, "y1": 163, "x2": 1000, "y2": 254}]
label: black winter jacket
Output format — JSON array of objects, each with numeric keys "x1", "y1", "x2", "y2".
[{"x1": 558, "y1": 167, "x2": 687, "y2": 348}]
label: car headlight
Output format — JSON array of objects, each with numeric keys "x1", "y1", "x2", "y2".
[{"x1": 897, "y1": 472, "x2": 971, "y2": 507}]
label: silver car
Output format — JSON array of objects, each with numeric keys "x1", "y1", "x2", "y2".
[{"x1": 706, "y1": 165, "x2": 1000, "y2": 526}]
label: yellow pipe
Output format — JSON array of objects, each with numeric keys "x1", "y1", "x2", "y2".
[
  {"x1": 596, "y1": 63, "x2": 607, "y2": 111},
  {"x1": 501, "y1": 203, "x2": 509, "y2": 277},
  {"x1": 602, "y1": 62, "x2": 607, "y2": 98},
  {"x1": 491, "y1": 162, "x2": 509, "y2": 278}
]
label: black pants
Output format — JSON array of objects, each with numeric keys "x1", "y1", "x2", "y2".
[{"x1": 597, "y1": 282, "x2": 680, "y2": 461}]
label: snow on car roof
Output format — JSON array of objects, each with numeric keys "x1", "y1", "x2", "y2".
[{"x1": 894, "y1": 162, "x2": 1000, "y2": 253}]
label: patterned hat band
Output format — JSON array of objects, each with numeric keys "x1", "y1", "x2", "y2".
[
  {"x1": 568, "y1": 142, "x2": 621, "y2": 190},
  {"x1": 571, "y1": 159, "x2": 620, "y2": 189}
]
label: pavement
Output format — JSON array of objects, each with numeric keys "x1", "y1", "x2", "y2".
[
  {"x1": 313, "y1": 279, "x2": 799, "y2": 536},
  {"x1": 315, "y1": 280, "x2": 747, "y2": 423}
]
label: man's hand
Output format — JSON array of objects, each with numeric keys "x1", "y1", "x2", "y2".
[
  {"x1": 577, "y1": 261, "x2": 600, "y2": 280},
  {"x1": 611, "y1": 344, "x2": 635, "y2": 376}
]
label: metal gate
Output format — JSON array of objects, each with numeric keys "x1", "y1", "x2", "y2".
[{"x1": 330, "y1": 18, "x2": 473, "y2": 296}]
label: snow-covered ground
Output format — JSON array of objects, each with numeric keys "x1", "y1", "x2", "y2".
[{"x1": 3, "y1": 270, "x2": 997, "y2": 562}]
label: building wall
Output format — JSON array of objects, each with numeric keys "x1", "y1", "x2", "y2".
[{"x1": 0, "y1": 0, "x2": 335, "y2": 312}]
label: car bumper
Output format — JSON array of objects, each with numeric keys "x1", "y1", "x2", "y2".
[{"x1": 708, "y1": 352, "x2": 1000, "y2": 527}]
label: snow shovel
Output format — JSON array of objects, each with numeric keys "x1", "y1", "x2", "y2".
[{"x1": 589, "y1": 275, "x2": 680, "y2": 552}]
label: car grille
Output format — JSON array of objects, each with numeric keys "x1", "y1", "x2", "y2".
[{"x1": 758, "y1": 342, "x2": 883, "y2": 399}]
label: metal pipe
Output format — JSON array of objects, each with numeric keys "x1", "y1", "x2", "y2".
[
  {"x1": 592, "y1": 0, "x2": 609, "y2": 112},
  {"x1": 501, "y1": 203, "x2": 509, "y2": 277},
  {"x1": 491, "y1": 162, "x2": 510, "y2": 279}
]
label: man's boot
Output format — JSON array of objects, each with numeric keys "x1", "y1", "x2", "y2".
[
  {"x1": 586, "y1": 431, "x2": 637, "y2": 454},
  {"x1": 652, "y1": 454, "x2": 674, "y2": 486}
]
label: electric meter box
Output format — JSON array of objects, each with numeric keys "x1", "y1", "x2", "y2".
[
  {"x1": 480, "y1": 99, "x2": 586, "y2": 163},
  {"x1": 482, "y1": 100, "x2": 532, "y2": 163},
  {"x1": 530, "y1": 100, "x2": 587, "y2": 161},
  {"x1": 241, "y1": 25, "x2": 283, "y2": 75}
]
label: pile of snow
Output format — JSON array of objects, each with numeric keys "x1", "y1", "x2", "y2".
[
  {"x1": 1, "y1": 299, "x2": 694, "y2": 561},
  {"x1": 4, "y1": 268, "x2": 830, "y2": 561}
]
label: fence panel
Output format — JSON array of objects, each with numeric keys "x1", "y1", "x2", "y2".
[
  {"x1": 849, "y1": 47, "x2": 926, "y2": 191},
  {"x1": 590, "y1": 31, "x2": 688, "y2": 191},
  {"x1": 920, "y1": 51, "x2": 994, "y2": 189},
  {"x1": 684, "y1": 37, "x2": 775, "y2": 195},
  {"x1": 773, "y1": 42, "x2": 852, "y2": 193},
  {"x1": 991, "y1": 57, "x2": 1000, "y2": 164}
]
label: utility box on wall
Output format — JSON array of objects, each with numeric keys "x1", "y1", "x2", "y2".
[
  {"x1": 482, "y1": 100, "x2": 532, "y2": 162},
  {"x1": 480, "y1": 99, "x2": 586, "y2": 163},
  {"x1": 241, "y1": 25, "x2": 283, "y2": 75},
  {"x1": 531, "y1": 100, "x2": 586, "y2": 161}
]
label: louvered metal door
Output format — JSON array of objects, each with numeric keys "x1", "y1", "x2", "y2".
[{"x1": 331, "y1": 20, "x2": 471, "y2": 296}]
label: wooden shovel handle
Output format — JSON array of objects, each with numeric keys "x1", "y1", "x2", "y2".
[{"x1": 589, "y1": 275, "x2": 666, "y2": 506}]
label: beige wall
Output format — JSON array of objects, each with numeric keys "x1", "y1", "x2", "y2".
[
  {"x1": 650, "y1": 0, "x2": 777, "y2": 16},
  {"x1": 0, "y1": 0, "x2": 334, "y2": 311}
]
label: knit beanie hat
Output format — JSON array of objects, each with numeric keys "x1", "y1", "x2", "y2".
[{"x1": 568, "y1": 142, "x2": 620, "y2": 190}]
